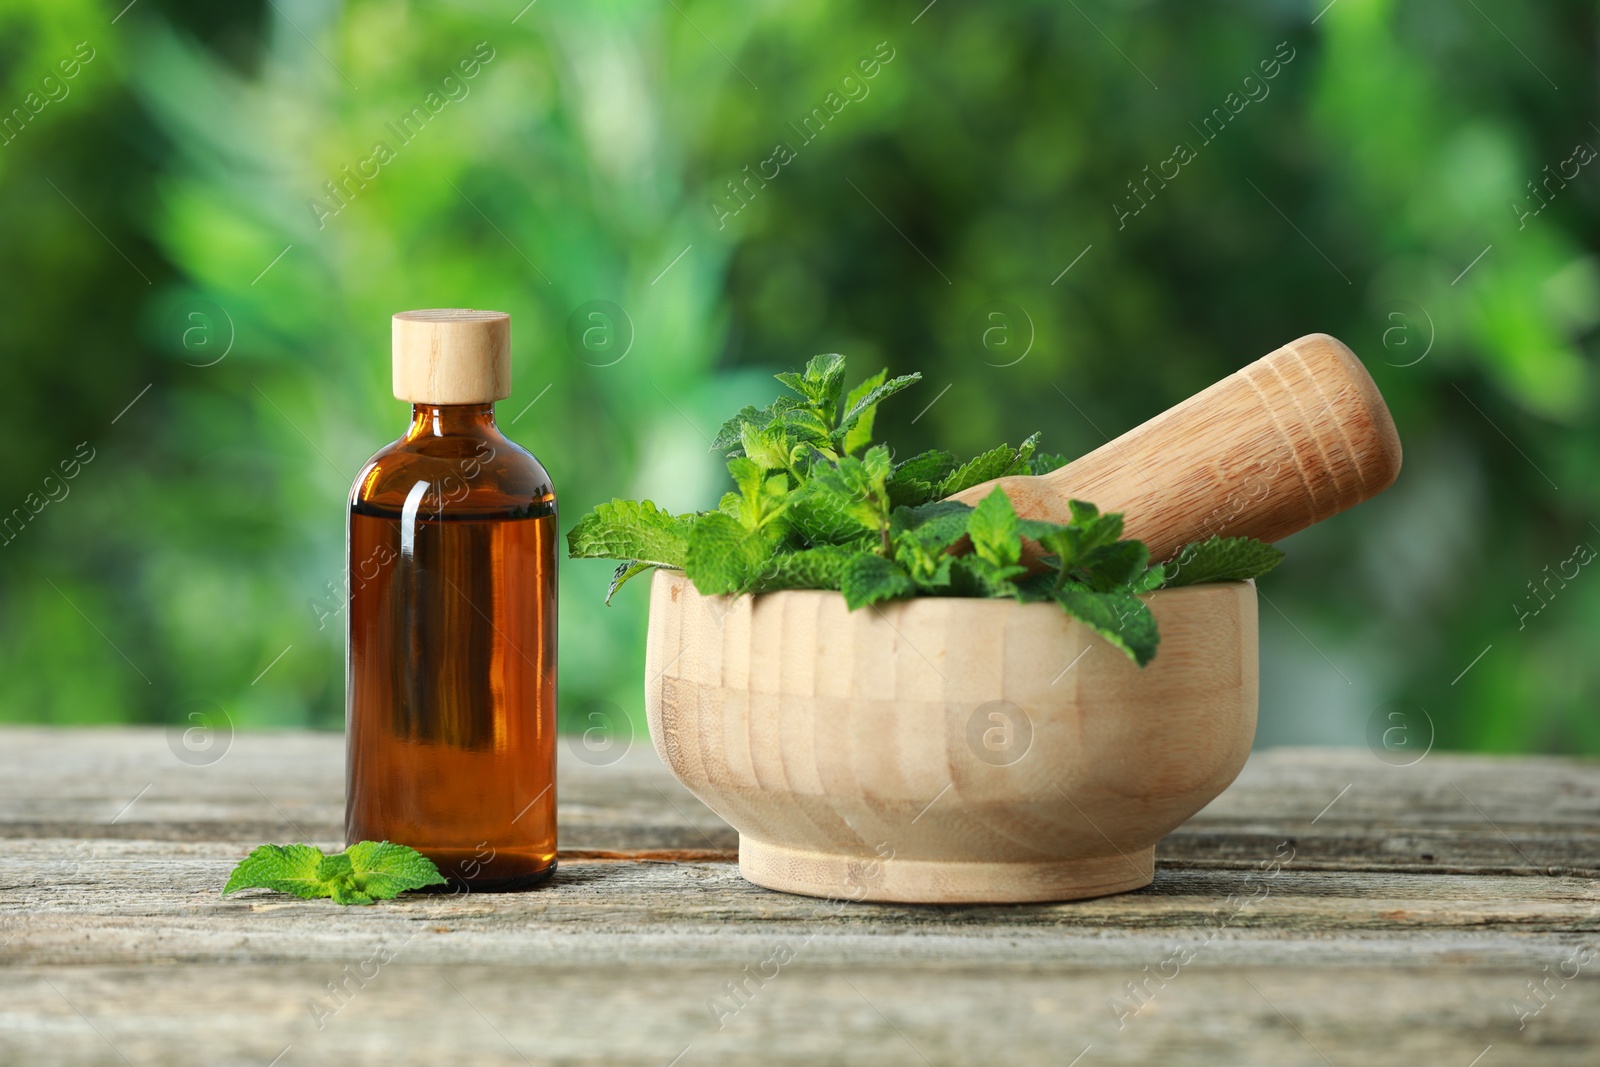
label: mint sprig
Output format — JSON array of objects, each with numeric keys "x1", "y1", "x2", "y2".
[
  {"x1": 222, "y1": 841, "x2": 446, "y2": 905},
  {"x1": 566, "y1": 354, "x2": 1283, "y2": 666}
]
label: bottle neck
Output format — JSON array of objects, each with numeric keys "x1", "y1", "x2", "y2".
[{"x1": 404, "y1": 403, "x2": 499, "y2": 440}]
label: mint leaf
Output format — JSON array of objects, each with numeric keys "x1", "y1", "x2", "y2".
[
  {"x1": 346, "y1": 841, "x2": 451, "y2": 899},
  {"x1": 1025, "y1": 499, "x2": 1124, "y2": 573},
  {"x1": 966, "y1": 486, "x2": 1023, "y2": 568},
  {"x1": 778, "y1": 353, "x2": 848, "y2": 413},
  {"x1": 567, "y1": 499, "x2": 692, "y2": 569},
  {"x1": 951, "y1": 496, "x2": 1032, "y2": 598},
  {"x1": 841, "y1": 553, "x2": 915, "y2": 609},
  {"x1": 606, "y1": 560, "x2": 656, "y2": 604},
  {"x1": 712, "y1": 404, "x2": 767, "y2": 454},
  {"x1": 886, "y1": 449, "x2": 957, "y2": 507},
  {"x1": 1163, "y1": 535, "x2": 1284, "y2": 587},
  {"x1": 751, "y1": 545, "x2": 857, "y2": 591},
  {"x1": 222, "y1": 843, "x2": 327, "y2": 899},
  {"x1": 891, "y1": 449, "x2": 958, "y2": 485},
  {"x1": 720, "y1": 457, "x2": 791, "y2": 535},
  {"x1": 890, "y1": 500, "x2": 971, "y2": 590},
  {"x1": 889, "y1": 499, "x2": 972, "y2": 543},
  {"x1": 683, "y1": 511, "x2": 771, "y2": 595},
  {"x1": 774, "y1": 406, "x2": 834, "y2": 456},
  {"x1": 938, "y1": 433, "x2": 1041, "y2": 496},
  {"x1": 834, "y1": 371, "x2": 920, "y2": 451},
  {"x1": 1052, "y1": 586, "x2": 1160, "y2": 667},
  {"x1": 788, "y1": 479, "x2": 874, "y2": 544},
  {"x1": 1028, "y1": 452, "x2": 1071, "y2": 475},
  {"x1": 805, "y1": 445, "x2": 894, "y2": 542},
  {"x1": 939, "y1": 445, "x2": 1014, "y2": 497},
  {"x1": 838, "y1": 370, "x2": 885, "y2": 454},
  {"x1": 739, "y1": 421, "x2": 792, "y2": 473},
  {"x1": 1131, "y1": 562, "x2": 1169, "y2": 593},
  {"x1": 953, "y1": 553, "x2": 1030, "y2": 599},
  {"x1": 1078, "y1": 540, "x2": 1150, "y2": 592},
  {"x1": 712, "y1": 396, "x2": 802, "y2": 455},
  {"x1": 222, "y1": 841, "x2": 445, "y2": 905},
  {"x1": 1006, "y1": 431, "x2": 1042, "y2": 475}
]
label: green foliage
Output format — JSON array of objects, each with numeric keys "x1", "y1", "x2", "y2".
[
  {"x1": 222, "y1": 842, "x2": 445, "y2": 905},
  {"x1": 2, "y1": 0, "x2": 1591, "y2": 750},
  {"x1": 569, "y1": 358, "x2": 1270, "y2": 666}
]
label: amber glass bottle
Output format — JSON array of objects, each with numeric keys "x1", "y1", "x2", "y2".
[{"x1": 345, "y1": 309, "x2": 556, "y2": 890}]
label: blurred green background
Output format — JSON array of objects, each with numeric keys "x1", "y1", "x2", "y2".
[{"x1": 1, "y1": 0, "x2": 1595, "y2": 754}]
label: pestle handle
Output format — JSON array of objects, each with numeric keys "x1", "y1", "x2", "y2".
[{"x1": 949, "y1": 333, "x2": 1403, "y2": 562}]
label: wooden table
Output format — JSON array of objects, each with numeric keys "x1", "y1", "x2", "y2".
[{"x1": 1, "y1": 727, "x2": 1596, "y2": 1066}]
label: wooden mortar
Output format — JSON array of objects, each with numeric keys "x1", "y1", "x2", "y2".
[
  {"x1": 645, "y1": 571, "x2": 1254, "y2": 903},
  {"x1": 643, "y1": 333, "x2": 1400, "y2": 903}
]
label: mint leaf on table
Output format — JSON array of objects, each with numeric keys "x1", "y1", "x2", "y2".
[
  {"x1": 342, "y1": 841, "x2": 450, "y2": 903},
  {"x1": 221, "y1": 843, "x2": 327, "y2": 900},
  {"x1": 1163, "y1": 535, "x2": 1284, "y2": 587},
  {"x1": 222, "y1": 842, "x2": 445, "y2": 905}
]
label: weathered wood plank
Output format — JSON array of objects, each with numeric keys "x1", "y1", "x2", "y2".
[
  {"x1": 0, "y1": 960, "x2": 1595, "y2": 1067},
  {"x1": 1, "y1": 728, "x2": 1597, "y2": 1065}
]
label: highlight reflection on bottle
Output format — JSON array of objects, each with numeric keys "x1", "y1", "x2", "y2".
[{"x1": 345, "y1": 309, "x2": 557, "y2": 891}]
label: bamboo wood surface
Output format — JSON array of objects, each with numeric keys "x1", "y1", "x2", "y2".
[
  {"x1": 2, "y1": 726, "x2": 1597, "y2": 1066},
  {"x1": 950, "y1": 333, "x2": 1403, "y2": 562}
]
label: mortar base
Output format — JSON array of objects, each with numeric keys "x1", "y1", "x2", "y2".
[{"x1": 738, "y1": 837, "x2": 1156, "y2": 904}]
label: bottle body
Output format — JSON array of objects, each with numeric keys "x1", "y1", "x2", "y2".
[{"x1": 345, "y1": 403, "x2": 557, "y2": 890}]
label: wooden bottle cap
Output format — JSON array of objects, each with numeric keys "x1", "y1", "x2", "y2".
[{"x1": 392, "y1": 309, "x2": 511, "y2": 404}]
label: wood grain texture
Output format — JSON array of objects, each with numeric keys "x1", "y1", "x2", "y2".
[
  {"x1": 644, "y1": 570, "x2": 1258, "y2": 902},
  {"x1": 950, "y1": 333, "x2": 1403, "y2": 562},
  {"x1": 1, "y1": 728, "x2": 1597, "y2": 1066},
  {"x1": 391, "y1": 308, "x2": 511, "y2": 404}
]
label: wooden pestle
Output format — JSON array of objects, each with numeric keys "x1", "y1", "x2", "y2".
[{"x1": 948, "y1": 333, "x2": 1403, "y2": 563}]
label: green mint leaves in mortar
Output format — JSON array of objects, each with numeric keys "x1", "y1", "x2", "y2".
[
  {"x1": 222, "y1": 841, "x2": 446, "y2": 905},
  {"x1": 567, "y1": 354, "x2": 1284, "y2": 667}
]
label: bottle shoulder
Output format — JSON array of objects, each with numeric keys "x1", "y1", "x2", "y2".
[{"x1": 350, "y1": 431, "x2": 555, "y2": 519}]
